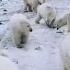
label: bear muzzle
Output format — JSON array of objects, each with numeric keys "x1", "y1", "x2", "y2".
[{"x1": 29, "y1": 28, "x2": 33, "y2": 32}]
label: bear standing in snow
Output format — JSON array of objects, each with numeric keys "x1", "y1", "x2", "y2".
[
  {"x1": 8, "y1": 14, "x2": 32, "y2": 48},
  {"x1": 24, "y1": 0, "x2": 40, "y2": 12},
  {"x1": 35, "y1": 3, "x2": 56, "y2": 28}
]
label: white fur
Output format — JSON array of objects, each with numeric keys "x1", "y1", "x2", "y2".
[
  {"x1": 9, "y1": 13, "x2": 32, "y2": 48},
  {"x1": 38, "y1": 0, "x2": 45, "y2": 4},
  {"x1": 0, "y1": 56, "x2": 18, "y2": 70},
  {"x1": 35, "y1": 3, "x2": 56, "y2": 27},
  {"x1": 54, "y1": 13, "x2": 70, "y2": 32},
  {"x1": 60, "y1": 33, "x2": 70, "y2": 70},
  {"x1": 24, "y1": 0, "x2": 39, "y2": 12},
  {"x1": 54, "y1": 14, "x2": 67, "y2": 30}
]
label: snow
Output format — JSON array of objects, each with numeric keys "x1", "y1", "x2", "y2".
[
  {"x1": 0, "y1": 0, "x2": 70, "y2": 70},
  {"x1": 0, "y1": 55, "x2": 18, "y2": 70}
]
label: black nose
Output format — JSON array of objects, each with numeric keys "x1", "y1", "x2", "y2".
[
  {"x1": 57, "y1": 28, "x2": 59, "y2": 30},
  {"x1": 29, "y1": 28, "x2": 32, "y2": 32}
]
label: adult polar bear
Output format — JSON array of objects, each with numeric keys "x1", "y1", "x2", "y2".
[
  {"x1": 35, "y1": 3, "x2": 56, "y2": 28},
  {"x1": 36, "y1": 3, "x2": 70, "y2": 30},
  {"x1": 8, "y1": 13, "x2": 32, "y2": 48}
]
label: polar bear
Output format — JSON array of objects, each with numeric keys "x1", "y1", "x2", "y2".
[
  {"x1": 54, "y1": 14, "x2": 67, "y2": 30},
  {"x1": 59, "y1": 33, "x2": 70, "y2": 70},
  {"x1": 24, "y1": 0, "x2": 39, "y2": 12},
  {"x1": 35, "y1": 3, "x2": 56, "y2": 28},
  {"x1": 54, "y1": 13, "x2": 70, "y2": 32},
  {"x1": 9, "y1": 13, "x2": 32, "y2": 48},
  {"x1": 0, "y1": 56, "x2": 18, "y2": 70}
]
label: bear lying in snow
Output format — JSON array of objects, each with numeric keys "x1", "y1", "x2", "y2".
[
  {"x1": 8, "y1": 13, "x2": 32, "y2": 48},
  {"x1": 35, "y1": 3, "x2": 56, "y2": 28}
]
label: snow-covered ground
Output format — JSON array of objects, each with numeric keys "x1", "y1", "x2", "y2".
[{"x1": 0, "y1": 0, "x2": 70, "y2": 70}]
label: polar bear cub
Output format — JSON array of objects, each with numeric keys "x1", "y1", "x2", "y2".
[
  {"x1": 35, "y1": 3, "x2": 56, "y2": 28},
  {"x1": 9, "y1": 13, "x2": 32, "y2": 48}
]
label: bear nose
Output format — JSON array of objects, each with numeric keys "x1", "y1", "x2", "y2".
[
  {"x1": 29, "y1": 28, "x2": 32, "y2": 32},
  {"x1": 57, "y1": 28, "x2": 59, "y2": 30}
]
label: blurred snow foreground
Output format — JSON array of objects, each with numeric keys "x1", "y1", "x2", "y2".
[
  {"x1": 0, "y1": 0, "x2": 70, "y2": 70},
  {"x1": 0, "y1": 55, "x2": 18, "y2": 70}
]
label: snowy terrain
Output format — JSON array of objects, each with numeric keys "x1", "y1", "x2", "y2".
[{"x1": 0, "y1": 0, "x2": 70, "y2": 70}]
